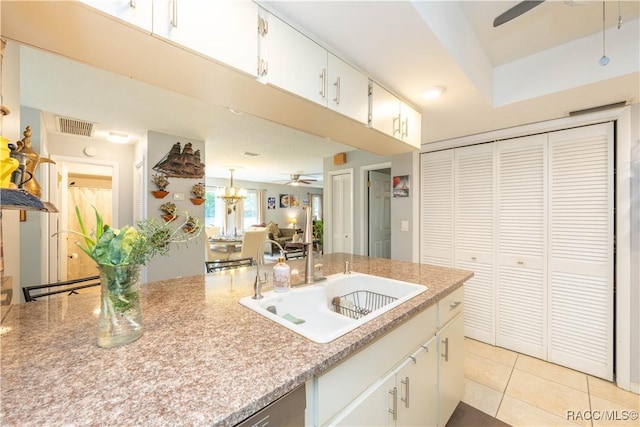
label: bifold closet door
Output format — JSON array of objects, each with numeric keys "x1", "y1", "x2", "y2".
[
  {"x1": 548, "y1": 123, "x2": 614, "y2": 380},
  {"x1": 454, "y1": 144, "x2": 496, "y2": 344},
  {"x1": 496, "y1": 135, "x2": 547, "y2": 359},
  {"x1": 420, "y1": 150, "x2": 454, "y2": 267}
]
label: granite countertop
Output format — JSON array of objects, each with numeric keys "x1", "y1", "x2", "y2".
[{"x1": 0, "y1": 254, "x2": 472, "y2": 426}]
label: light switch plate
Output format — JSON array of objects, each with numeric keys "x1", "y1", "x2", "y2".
[
  {"x1": 401, "y1": 220, "x2": 409, "y2": 232},
  {"x1": 174, "y1": 193, "x2": 185, "y2": 201}
]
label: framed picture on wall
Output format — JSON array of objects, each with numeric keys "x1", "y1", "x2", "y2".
[
  {"x1": 393, "y1": 175, "x2": 410, "y2": 197},
  {"x1": 267, "y1": 196, "x2": 276, "y2": 210},
  {"x1": 279, "y1": 194, "x2": 299, "y2": 208}
]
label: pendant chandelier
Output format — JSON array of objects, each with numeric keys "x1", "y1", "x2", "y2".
[{"x1": 216, "y1": 168, "x2": 247, "y2": 207}]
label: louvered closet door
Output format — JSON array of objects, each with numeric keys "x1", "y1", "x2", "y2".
[
  {"x1": 497, "y1": 135, "x2": 547, "y2": 359},
  {"x1": 455, "y1": 144, "x2": 496, "y2": 344},
  {"x1": 420, "y1": 150, "x2": 454, "y2": 267},
  {"x1": 548, "y1": 123, "x2": 613, "y2": 380}
]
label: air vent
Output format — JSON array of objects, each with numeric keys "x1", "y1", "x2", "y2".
[{"x1": 56, "y1": 116, "x2": 95, "y2": 137}]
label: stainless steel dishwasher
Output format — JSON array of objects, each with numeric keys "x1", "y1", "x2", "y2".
[{"x1": 235, "y1": 384, "x2": 305, "y2": 427}]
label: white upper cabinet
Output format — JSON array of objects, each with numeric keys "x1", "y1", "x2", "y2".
[
  {"x1": 369, "y1": 82, "x2": 422, "y2": 148},
  {"x1": 80, "y1": 0, "x2": 153, "y2": 32},
  {"x1": 261, "y1": 13, "x2": 327, "y2": 104},
  {"x1": 152, "y1": 0, "x2": 258, "y2": 77},
  {"x1": 259, "y1": 11, "x2": 369, "y2": 124},
  {"x1": 327, "y1": 54, "x2": 369, "y2": 124}
]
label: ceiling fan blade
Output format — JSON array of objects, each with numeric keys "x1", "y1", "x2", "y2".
[{"x1": 493, "y1": 0, "x2": 545, "y2": 27}]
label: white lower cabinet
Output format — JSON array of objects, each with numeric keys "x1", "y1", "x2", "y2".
[
  {"x1": 437, "y1": 313, "x2": 465, "y2": 427},
  {"x1": 308, "y1": 290, "x2": 464, "y2": 427},
  {"x1": 332, "y1": 337, "x2": 438, "y2": 427}
]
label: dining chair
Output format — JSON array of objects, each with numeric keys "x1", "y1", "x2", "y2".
[
  {"x1": 205, "y1": 236, "x2": 230, "y2": 261},
  {"x1": 229, "y1": 228, "x2": 268, "y2": 265}
]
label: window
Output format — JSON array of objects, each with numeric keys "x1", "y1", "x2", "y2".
[
  {"x1": 205, "y1": 189, "x2": 258, "y2": 231},
  {"x1": 242, "y1": 190, "x2": 258, "y2": 228}
]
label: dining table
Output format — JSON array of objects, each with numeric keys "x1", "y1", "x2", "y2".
[{"x1": 209, "y1": 237, "x2": 243, "y2": 253}]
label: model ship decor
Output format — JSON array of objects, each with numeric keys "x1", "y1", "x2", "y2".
[{"x1": 153, "y1": 142, "x2": 205, "y2": 178}]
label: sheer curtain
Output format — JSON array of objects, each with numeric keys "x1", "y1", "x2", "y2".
[
  {"x1": 67, "y1": 186, "x2": 112, "y2": 279},
  {"x1": 256, "y1": 189, "x2": 266, "y2": 225}
]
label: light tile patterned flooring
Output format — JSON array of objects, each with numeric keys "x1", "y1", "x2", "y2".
[{"x1": 463, "y1": 338, "x2": 640, "y2": 427}]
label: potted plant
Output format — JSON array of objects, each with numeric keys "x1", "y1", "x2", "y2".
[
  {"x1": 190, "y1": 182, "x2": 206, "y2": 205},
  {"x1": 159, "y1": 201, "x2": 177, "y2": 221},
  {"x1": 151, "y1": 173, "x2": 170, "y2": 198}
]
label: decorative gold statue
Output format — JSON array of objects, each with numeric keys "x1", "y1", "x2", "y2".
[{"x1": 15, "y1": 126, "x2": 55, "y2": 198}]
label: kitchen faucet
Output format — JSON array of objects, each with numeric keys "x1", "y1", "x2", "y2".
[{"x1": 253, "y1": 239, "x2": 285, "y2": 300}]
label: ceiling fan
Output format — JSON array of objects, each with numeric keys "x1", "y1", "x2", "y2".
[
  {"x1": 493, "y1": 0, "x2": 545, "y2": 27},
  {"x1": 283, "y1": 174, "x2": 318, "y2": 186},
  {"x1": 493, "y1": 0, "x2": 591, "y2": 27}
]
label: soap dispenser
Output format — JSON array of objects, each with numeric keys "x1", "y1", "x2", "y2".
[{"x1": 273, "y1": 257, "x2": 291, "y2": 293}]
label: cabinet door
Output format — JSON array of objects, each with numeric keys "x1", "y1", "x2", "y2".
[
  {"x1": 369, "y1": 82, "x2": 400, "y2": 138},
  {"x1": 496, "y1": 135, "x2": 547, "y2": 359},
  {"x1": 333, "y1": 373, "x2": 396, "y2": 427},
  {"x1": 152, "y1": 0, "x2": 258, "y2": 77},
  {"x1": 81, "y1": 0, "x2": 152, "y2": 32},
  {"x1": 327, "y1": 54, "x2": 369, "y2": 124},
  {"x1": 455, "y1": 144, "x2": 496, "y2": 344},
  {"x1": 400, "y1": 102, "x2": 422, "y2": 148},
  {"x1": 397, "y1": 339, "x2": 438, "y2": 427},
  {"x1": 420, "y1": 150, "x2": 454, "y2": 267},
  {"x1": 438, "y1": 314, "x2": 464, "y2": 427},
  {"x1": 265, "y1": 13, "x2": 327, "y2": 105}
]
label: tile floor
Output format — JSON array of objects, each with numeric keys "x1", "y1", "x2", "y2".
[{"x1": 463, "y1": 338, "x2": 640, "y2": 427}]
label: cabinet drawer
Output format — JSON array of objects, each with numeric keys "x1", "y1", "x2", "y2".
[{"x1": 438, "y1": 286, "x2": 464, "y2": 328}]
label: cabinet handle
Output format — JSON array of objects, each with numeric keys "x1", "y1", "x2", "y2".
[
  {"x1": 421, "y1": 344, "x2": 429, "y2": 352},
  {"x1": 258, "y1": 59, "x2": 268, "y2": 77},
  {"x1": 442, "y1": 337, "x2": 449, "y2": 362},
  {"x1": 400, "y1": 376, "x2": 410, "y2": 408},
  {"x1": 258, "y1": 17, "x2": 269, "y2": 36},
  {"x1": 449, "y1": 301, "x2": 461, "y2": 310},
  {"x1": 333, "y1": 76, "x2": 341, "y2": 105},
  {"x1": 129, "y1": 0, "x2": 136, "y2": 8},
  {"x1": 402, "y1": 118, "x2": 408, "y2": 137},
  {"x1": 471, "y1": 256, "x2": 477, "y2": 260},
  {"x1": 319, "y1": 68, "x2": 326, "y2": 98},
  {"x1": 392, "y1": 115, "x2": 401, "y2": 135},
  {"x1": 388, "y1": 387, "x2": 398, "y2": 421},
  {"x1": 171, "y1": 0, "x2": 178, "y2": 28},
  {"x1": 517, "y1": 260, "x2": 524, "y2": 265}
]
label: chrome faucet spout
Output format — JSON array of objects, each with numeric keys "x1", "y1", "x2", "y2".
[{"x1": 253, "y1": 239, "x2": 285, "y2": 300}]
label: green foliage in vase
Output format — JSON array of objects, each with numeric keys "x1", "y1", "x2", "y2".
[{"x1": 65, "y1": 205, "x2": 203, "y2": 267}]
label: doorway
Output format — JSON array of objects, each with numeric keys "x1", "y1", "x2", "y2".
[
  {"x1": 360, "y1": 162, "x2": 392, "y2": 258},
  {"x1": 367, "y1": 168, "x2": 391, "y2": 258},
  {"x1": 49, "y1": 156, "x2": 118, "y2": 283}
]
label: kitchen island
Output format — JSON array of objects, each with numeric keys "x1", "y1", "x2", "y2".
[{"x1": 0, "y1": 254, "x2": 472, "y2": 426}]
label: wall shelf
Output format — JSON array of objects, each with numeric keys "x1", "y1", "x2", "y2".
[{"x1": 0, "y1": 189, "x2": 57, "y2": 212}]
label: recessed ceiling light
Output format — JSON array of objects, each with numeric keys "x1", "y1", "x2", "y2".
[
  {"x1": 422, "y1": 86, "x2": 446, "y2": 100},
  {"x1": 107, "y1": 132, "x2": 129, "y2": 144}
]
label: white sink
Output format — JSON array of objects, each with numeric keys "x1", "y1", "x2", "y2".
[{"x1": 239, "y1": 272, "x2": 427, "y2": 343}]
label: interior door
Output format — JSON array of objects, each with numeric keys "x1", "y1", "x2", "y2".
[
  {"x1": 547, "y1": 123, "x2": 614, "y2": 380},
  {"x1": 368, "y1": 169, "x2": 391, "y2": 258},
  {"x1": 331, "y1": 171, "x2": 352, "y2": 254}
]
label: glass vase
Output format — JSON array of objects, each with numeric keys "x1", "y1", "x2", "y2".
[{"x1": 97, "y1": 264, "x2": 144, "y2": 348}]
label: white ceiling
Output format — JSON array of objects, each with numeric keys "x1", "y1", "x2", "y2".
[{"x1": 17, "y1": 0, "x2": 640, "y2": 185}]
